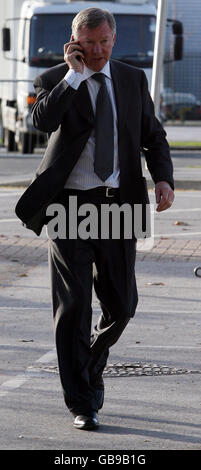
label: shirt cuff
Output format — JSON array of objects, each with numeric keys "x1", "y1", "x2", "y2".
[{"x1": 64, "y1": 69, "x2": 84, "y2": 90}]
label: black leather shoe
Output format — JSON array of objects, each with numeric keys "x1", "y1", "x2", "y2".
[{"x1": 73, "y1": 411, "x2": 99, "y2": 430}]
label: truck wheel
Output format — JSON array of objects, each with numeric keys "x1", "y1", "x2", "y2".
[
  {"x1": 4, "y1": 128, "x2": 16, "y2": 151},
  {"x1": 18, "y1": 132, "x2": 35, "y2": 154}
]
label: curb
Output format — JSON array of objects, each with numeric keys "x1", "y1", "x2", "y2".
[
  {"x1": 147, "y1": 180, "x2": 201, "y2": 190},
  {"x1": 0, "y1": 180, "x2": 31, "y2": 188},
  {"x1": 0, "y1": 179, "x2": 200, "y2": 190}
]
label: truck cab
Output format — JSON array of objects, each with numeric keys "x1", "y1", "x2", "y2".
[{"x1": 0, "y1": 0, "x2": 182, "y2": 153}]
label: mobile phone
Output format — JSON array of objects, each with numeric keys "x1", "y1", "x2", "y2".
[{"x1": 72, "y1": 38, "x2": 83, "y2": 62}]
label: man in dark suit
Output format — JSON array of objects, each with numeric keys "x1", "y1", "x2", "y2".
[{"x1": 15, "y1": 7, "x2": 174, "y2": 430}]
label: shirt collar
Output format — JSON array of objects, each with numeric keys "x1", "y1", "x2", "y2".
[{"x1": 83, "y1": 61, "x2": 111, "y2": 80}]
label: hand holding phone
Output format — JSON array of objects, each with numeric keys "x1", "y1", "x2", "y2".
[
  {"x1": 64, "y1": 38, "x2": 84, "y2": 73},
  {"x1": 72, "y1": 38, "x2": 84, "y2": 62}
]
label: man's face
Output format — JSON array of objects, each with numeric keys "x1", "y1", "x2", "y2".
[{"x1": 72, "y1": 20, "x2": 116, "y2": 71}]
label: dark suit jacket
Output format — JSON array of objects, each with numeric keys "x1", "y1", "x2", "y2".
[{"x1": 15, "y1": 59, "x2": 174, "y2": 236}]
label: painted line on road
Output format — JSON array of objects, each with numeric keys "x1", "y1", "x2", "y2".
[
  {"x1": 0, "y1": 306, "x2": 50, "y2": 310},
  {"x1": 0, "y1": 311, "x2": 201, "y2": 398},
  {"x1": 94, "y1": 308, "x2": 201, "y2": 315},
  {"x1": 0, "y1": 192, "x2": 23, "y2": 196},
  {"x1": 155, "y1": 231, "x2": 201, "y2": 237},
  {"x1": 127, "y1": 345, "x2": 201, "y2": 350},
  {"x1": 0, "y1": 218, "x2": 201, "y2": 238},
  {"x1": 0, "y1": 189, "x2": 201, "y2": 197},
  {"x1": 0, "y1": 218, "x2": 19, "y2": 222},
  {"x1": 163, "y1": 208, "x2": 201, "y2": 212},
  {"x1": 169, "y1": 193, "x2": 201, "y2": 197},
  {"x1": 0, "y1": 374, "x2": 28, "y2": 397},
  {"x1": 1, "y1": 342, "x2": 200, "y2": 398},
  {"x1": 0, "y1": 347, "x2": 56, "y2": 398},
  {"x1": 0, "y1": 152, "x2": 42, "y2": 159},
  {"x1": 0, "y1": 306, "x2": 200, "y2": 315},
  {"x1": 1, "y1": 340, "x2": 200, "y2": 399},
  {"x1": 0, "y1": 304, "x2": 200, "y2": 396},
  {"x1": 35, "y1": 348, "x2": 56, "y2": 364}
]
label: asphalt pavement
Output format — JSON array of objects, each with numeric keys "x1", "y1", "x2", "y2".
[
  {"x1": 0, "y1": 236, "x2": 201, "y2": 453},
  {"x1": 1, "y1": 146, "x2": 201, "y2": 191},
  {"x1": 0, "y1": 131, "x2": 201, "y2": 455}
]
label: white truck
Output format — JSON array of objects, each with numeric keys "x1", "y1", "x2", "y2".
[{"x1": 0, "y1": 0, "x2": 183, "y2": 153}]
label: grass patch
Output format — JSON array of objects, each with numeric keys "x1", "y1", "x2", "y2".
[
  {"x1": 186, "y1": 165, "x2": 201, "y2": 168},
  {"x1": 169, "y1": 141, "x2": 201, "y2": 147}
]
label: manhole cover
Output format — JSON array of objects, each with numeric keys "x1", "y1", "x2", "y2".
[
  {"x1": 103, "y1": 362, "x2": 200, "y2": 376},
  {"x1": 28, "y1": 362, "x2": 201, "y2": 377}
]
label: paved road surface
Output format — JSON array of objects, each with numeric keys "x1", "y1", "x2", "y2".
[{"x1": 0, "y1": 146, "x2": 201, "y2": 455}]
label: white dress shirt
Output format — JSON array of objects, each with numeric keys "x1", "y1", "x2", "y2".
[{"x1": 63, "y1": 62, "x2": 120, "y2": 190}]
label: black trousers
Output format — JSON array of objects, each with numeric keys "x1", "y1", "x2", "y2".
[{"x1": 48, "y1": 189, "x2": 138, "y2": 415}]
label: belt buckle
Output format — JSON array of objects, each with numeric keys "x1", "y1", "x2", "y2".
[{"x1": 106, "y1": 187, "x2": 114, "y2": 197}]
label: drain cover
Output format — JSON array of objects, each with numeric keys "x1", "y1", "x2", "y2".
[
  {"x1": 28, "y1": 362, "x2": 200, "y2": 377},
  {"x1": 103, "y1": 362, "x2": 200, "y2": 377}
]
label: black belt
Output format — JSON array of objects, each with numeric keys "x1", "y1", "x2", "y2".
[{"x1": 64, "y1": 187, "x2": 120, "y2": 198}]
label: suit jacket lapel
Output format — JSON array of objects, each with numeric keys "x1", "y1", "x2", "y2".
[
  {"x1": 72, "y1": 61, "x2": 131, "y2": 131},
  {"x1": 110, "y1": 60, "x2": 130, "y2": 139},
  {"x1": 69, "y1": 61, "x2": 131, "y2": 130}
]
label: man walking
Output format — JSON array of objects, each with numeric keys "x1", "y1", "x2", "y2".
[{"x1": 15, "y1": 7, "x2": 174, "y2": 430}]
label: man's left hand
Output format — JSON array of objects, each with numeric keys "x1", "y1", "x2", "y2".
[{"x1": 155, "y1": 181, "x2": 175, "y2": 212}]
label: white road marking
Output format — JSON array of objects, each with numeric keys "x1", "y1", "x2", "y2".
[
  {"x1": 35, "y1": 348, "x2": 56, "y2": 364},
  {"x1": 0, "y1": 374, "x2": 28, "y2": 398},
  {"x1": 127, "y1": 345, "x2": 201, "y2": 350},
  {"x1": 0, "y1": 348, "x2": 56, "y2": 398},
  {"x1": 0, "y1": 306, "x2": 200, "y2": 314},
  {"x1": 155, "y1": 231, "x2": 201, "y2": 238},
  {"x1": 170, "y1": 193, "x2": 201, "y2": 197},
  {"x1": 163, "y1": 208, "x2": 201, "y2": 212},
  {"x1": 0, "y1": 192, "x2": 23, "y2": 197},
  {"x1": 0, "y1": 301, "x2": 201, "y2": 398},
  {"x1": 0, "y1": 218, "x2": 19, "y2": 222},
  {"x1": 0, "y1": 220, "x2": 201, "y2": 239},
  {"x1": 0, "y1": 151, "x2": 42, "y2": 159},
  {"x1": 0, "y1": 306, "x2": 50, "y2": 310},
  {"x1": 1, "y1": 342, "x2": 200, "y2": 398}
]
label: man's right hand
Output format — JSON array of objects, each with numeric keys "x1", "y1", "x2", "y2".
[{"x1": 64, "y1": 40, "x2": 84, "y2": 73}]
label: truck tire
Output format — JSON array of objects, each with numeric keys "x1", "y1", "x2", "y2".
[
  {"x1": 18, "y1": 132, "x2": 35, "y2": 154},
  {"x1": 4, "y1": 128, "x2": 16, "y2": 151}
]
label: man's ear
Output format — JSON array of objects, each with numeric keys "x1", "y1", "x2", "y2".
[{"x1": 113, "y1": 33, "x2": 117, "y2": 46}]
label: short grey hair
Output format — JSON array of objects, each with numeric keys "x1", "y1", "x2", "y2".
[{"x1": 72, "y1": 7, "x2": 116, "y2": 38}]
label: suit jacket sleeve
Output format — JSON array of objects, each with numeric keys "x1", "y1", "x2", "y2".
[
  {"x1": 32, "y1": 74, "x2": 76, "y2": 133},
  {"x1": 140, "y1": 71, "x2": 174, "y2": 190}
]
